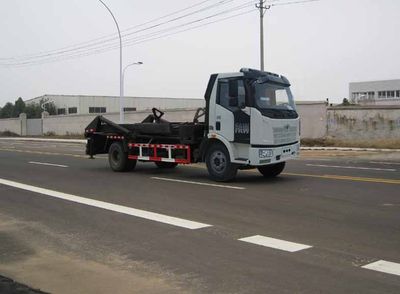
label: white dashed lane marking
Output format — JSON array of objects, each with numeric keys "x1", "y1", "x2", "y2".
[
  {"x1": 0, "y1": 178, "x2": 211, "y2": 230},
  {"x1": 362, "y1": 260, "x2": 400, "y2": 277},
  {"x1": 239, "y1": 235, "x2": 312, "y2": 252},
  {"x1": 151, "y1": 176, "x2": 245, "y2": 190},
  {"x1": 29, "y1": 161, "x2": 68, "y2": 168}
]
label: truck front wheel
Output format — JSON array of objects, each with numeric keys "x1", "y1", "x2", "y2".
[
  {"x1": 205, "y1": 143, "x2": 237, "y2": 182},
  {"x1": 257, "y1": 162, "x2": 285, "y2": 178},
  {"x1": 108, "y1": 142, "x2": 136, "y2": 172}
]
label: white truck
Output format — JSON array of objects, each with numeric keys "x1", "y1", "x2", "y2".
[{"x1": 85, "y1": 68, "x2": 300, "y2": 181}]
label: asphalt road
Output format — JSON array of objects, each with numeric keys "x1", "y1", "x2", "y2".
[{"x1": 0, "y1": 139, "x2": 399, "y2": 293}]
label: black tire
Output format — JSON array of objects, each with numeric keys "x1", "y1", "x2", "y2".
[
  {"x1": 108, "y1": 142, "x2": 136, "y2": 172},
  {"x1": 205, "y1": 143, "x2": 237, "y2": 182},
  {"x1": 257, "y1": 162, "x2": 285, "y2": 178},
  {"x1": 155, "y1": 161, "x2": 178, "y2": 169}
]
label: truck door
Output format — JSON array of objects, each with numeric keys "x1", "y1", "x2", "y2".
[{"x1": 215, "y1": 79, "x2": 250, "y2": 143}]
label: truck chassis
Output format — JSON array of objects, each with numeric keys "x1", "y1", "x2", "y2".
[{"x1": 85, "y1": 107, "x2": 291, "y2": 182}]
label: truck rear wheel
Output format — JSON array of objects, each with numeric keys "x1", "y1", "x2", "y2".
[
  {"x1": 154, "y1": 162, "x2": 178, "y2": 169},
  {"x1": 257, "y1": 162, "x2": 285, "y2": 178},
  {"x1": 205, "y1": 143, "x2": 237, "y2": 182},
  {"x1": 108, "y1": 142, "x2": 136, "y2": 172}
]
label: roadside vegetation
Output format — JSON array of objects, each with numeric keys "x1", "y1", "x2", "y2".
[
  {"x1": 0, "y1": 97, "x2": 56, "y2": 119},
  {"x1": 0, "y1": 131, "x2": 19, "y2": 137},
  {"x1": 338, "y1": 98, "x2": 358, "y2": 107}
]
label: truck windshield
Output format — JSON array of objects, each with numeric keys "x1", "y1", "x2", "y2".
[{"x1": 252, "y1": 82, "x2": 298, "y2": 119}]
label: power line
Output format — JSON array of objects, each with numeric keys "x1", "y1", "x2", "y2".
[
  {"x1": 0, "y1": 0, "x2": 235, "y2": 62},
  {"x1": 1, "y1": 2, "x2": 248, "y2": 65},
  {"x1": 0, "y1": 0, "x2": 322, "y2": 67},
  {"x1": 5, "y1": 9, "x2": 256, "y2": 68},
  {"x1": 26, "y1": 11, "x2": 254, "y2": 66},
  {"x1": 0, "y1": 0, "x2": 217, "y2": 61},
  {"x1": 271, "y1": 0, "x2": 321, "y2": 7},
  {"x1": 1, "y1": 1, "x2": 257, "y2": 67}
]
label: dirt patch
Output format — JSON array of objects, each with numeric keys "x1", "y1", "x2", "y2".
[
  {"x1": 1, "y1": 250, "x2": 185, "y2": 294},
  {"x1": 0, "y1": 213, "x2": 195, "y2": 294},
  {"x1": 0, "y1": 232, "x2": 35, "y2": 263}
]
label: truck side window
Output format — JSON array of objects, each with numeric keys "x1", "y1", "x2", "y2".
[
  {"x1": 217, "y1": 80, "x2": 246, "y2": 110},
  {"x1": 238, "y1": 81, "x2": 246, "y2": 107}
]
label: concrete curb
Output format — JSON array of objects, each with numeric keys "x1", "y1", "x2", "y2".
[
  {"x1": 1, "y1": 137, "x2": 400, "y2": 152},
  {"x1": 300, "y1": 146, "x2": 400, "y2": 152}
]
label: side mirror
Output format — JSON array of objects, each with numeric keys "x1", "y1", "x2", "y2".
[
  {"x1": 228, "y1": 80, "x2": 238, "y2": 98},
  {"x1": 229, "y1": 97, "x2": 238, "y2": 107}
]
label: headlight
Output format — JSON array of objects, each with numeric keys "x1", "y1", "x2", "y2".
[{"x1": 259, "y1": 149, "x2": 273, "y2": 158}]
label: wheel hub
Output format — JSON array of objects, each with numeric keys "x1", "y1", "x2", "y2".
[
  {"x1": 112, "y1": 150, "x2": 120, "y2": 163},
  {"x1": 211, "y1": 151, "x2": 226, "y2": 173}
]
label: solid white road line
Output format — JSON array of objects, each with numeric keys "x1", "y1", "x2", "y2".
[
  {"x1": 306, "y1": 164, "x2": 396, "y2": 172},
  {"x1": 151, "y1": 176, "x2": 245, "y2": 190},
  {"x1": 362, "y1": 260, "x2": 400, "y2": 276},
  {"x1": 0, "y1": 178, "x2": 211, "y2": 230},
  {"x1": 29, "y1": 161, "x2": 68, "y2": 168},
  {"x1": 370, "y1": 161, "x2": 400, "y2": 166},
  {"x1": 239, "y1": 235, "x2": 312, "y2": 252}
]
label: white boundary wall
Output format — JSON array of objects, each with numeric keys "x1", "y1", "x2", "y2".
[
  {"x1": 42, "y1": 108, "x2": 199, "y2": 135},
  {"x1": 0, "y1": 117, "x2": 21, "y2": 134},
  {"x1": 327, "y1": 106, "x2": 400, "y2": 140},
  {"x1": 296, "y1": 102, "x2": 327, "y2": 138}
]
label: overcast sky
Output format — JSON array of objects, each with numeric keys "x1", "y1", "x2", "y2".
[{"x1": 0, "y1": 0, "x2": 399, "y2": 106}]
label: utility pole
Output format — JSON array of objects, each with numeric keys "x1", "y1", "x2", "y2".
[
  {"x1": 122, "y1": 62, "x2": 143, "y2": 103},
  {"x1": 256, "y1": 0, "x2": 270, "y2": 71}
]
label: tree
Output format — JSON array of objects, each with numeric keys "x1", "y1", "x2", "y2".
[
  {"x1": 0, "y1": 102, "x2": 15, "y2": 118},
  {"x1": 341, "y1": 98, "x2": 351, "y2": 106},
  {"x1": 25, "y1": 103, "x2": 42, "y2": 118},
  {"x1": 13, "y1": 97, "x2": 26, "y2": 117}
]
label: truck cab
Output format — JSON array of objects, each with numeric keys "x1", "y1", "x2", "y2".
[{"x1": 202, "y1": 68, "x2": 300, "y2": 180}]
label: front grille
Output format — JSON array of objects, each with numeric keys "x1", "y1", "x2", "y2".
[{"x1": 273, "y1": 126, "x2": 297, "y2": 145}]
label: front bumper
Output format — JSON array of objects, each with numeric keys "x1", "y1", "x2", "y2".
[{"x1": 248, "y1": 142, "x2": 300, "y2": 166}]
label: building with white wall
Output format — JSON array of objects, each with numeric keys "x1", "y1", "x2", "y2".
[
  {"x1": 26, "y1": 94, "x2": 205, "y2": 115},
  {"x1": 349, "y1": 79, "x2": 400, "y2": 105}
]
